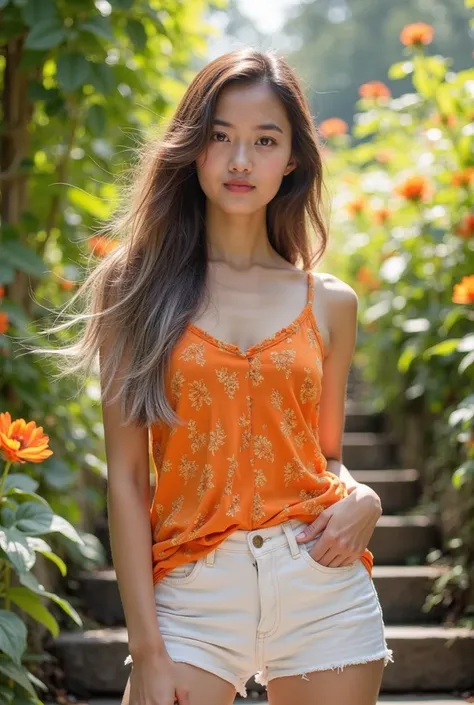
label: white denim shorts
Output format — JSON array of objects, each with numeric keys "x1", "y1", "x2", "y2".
[{"x1": 124, "y1": 518, "x2": 393, "y2": 698}]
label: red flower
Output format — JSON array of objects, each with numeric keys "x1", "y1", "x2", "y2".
[
  {"x1": 400, "y1": 23, "x2": 434, "y2": 47},
  {"x1": 318, "y1": 118, "x2": 348, "y2": 139},
  {"x1": 359, "y1": 82, "x2": 391, "y2": 101},
  {"x1": 0, "y1": 286, "x2": 4, "y2": 300},
  {"x1": 0, "y1": 313, "x2": 8, "y2": 335},
  {"x1": 395, "y1": 176, "x2": 430, "y2": 202},
  {"x1": 455, "y1": 214, "x2": 474, "y2": 239}
]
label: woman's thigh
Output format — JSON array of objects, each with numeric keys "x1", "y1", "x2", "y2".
[{"x1": 267, "y1": 659, "x2": 385, "y2": 705}]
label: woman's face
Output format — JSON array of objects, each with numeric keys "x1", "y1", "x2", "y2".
[{"x1": 195, "y1": 81, "x2": 297, "y2": 214}]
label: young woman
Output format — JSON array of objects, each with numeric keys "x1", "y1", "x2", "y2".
[{"x1": 42, "y1": 48, "x2": 393, "y2": 705}]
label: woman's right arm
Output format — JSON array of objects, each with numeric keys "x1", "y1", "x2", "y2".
[{"x1": 99, "y1": 328, "x2": 189, "y2": 704}]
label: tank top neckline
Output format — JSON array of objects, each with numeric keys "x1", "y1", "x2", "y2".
[{"x1": 187, "y1": 270, "x2": 324, "y2": 359}]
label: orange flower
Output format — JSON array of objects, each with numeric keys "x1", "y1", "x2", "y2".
[
  {"x1": 452, "y1": 275, "x2": 474, "y2": 305},
  {"x1": 359, "y1": 81, "x2": 391, "y2": 100},
  {"x1": 374, "y1": 208, "x2": 391, "y2": 224},
  {"x1": 60, "y1": 279, "x2": 76, "y2": 291},
  {"x1": 346, "y1": 197, "x2": 365, "y2": 217},
  {"x1": 318, "y1": 118, "x2": 348, "y2": 138},
  {"x1": 455, "y1": 214, "x2": 474, "y2": 239},
  {"x1": 400, "y1": 23, "x2": 434, "y2": 47},
  {"x1": 88, "y1": 235, "x2": 119, "y2": 257},
  {"x1": 395, "y1": 175, "x2": 430, "y2": 202},
  {"x1": 356, "y1": 266, "x2": 380, "y2": 291},
  {"x1": 0, "y1": 412, "x2": 53, "y2": 464},
  {"x1": 0, "y1": 313, "x2": 8, "y2": 335},
  {"x1": 431, "y1": 113, "x2": 456, "y2": 128},
  {"x1": 451, "y1": 168, "x2": 474, "y2": 188}
]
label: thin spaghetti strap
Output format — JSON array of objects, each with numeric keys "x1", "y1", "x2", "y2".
[{"x1": 307, "y1": 271, "x2": 314, "y2": 306}]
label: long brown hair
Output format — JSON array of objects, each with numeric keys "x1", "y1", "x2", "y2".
[{"x1": 31, "y1": 47, "x2": 329, "y2": 428}]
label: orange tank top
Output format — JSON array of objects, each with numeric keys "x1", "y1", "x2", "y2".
[{"x1": 149, "y1": 271, "x2": 374, "y2": 583}]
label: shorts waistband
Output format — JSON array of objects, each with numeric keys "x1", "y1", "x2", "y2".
[{"x1": 213, "y1": 519, "x2": 312, "y2": 554}]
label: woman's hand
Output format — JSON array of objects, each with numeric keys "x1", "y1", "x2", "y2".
[
  {"x1": 128, "y1": 649, "x2": 189, "y2": 705},
  {"x1": 295, "y1": 484, "x2": 382, "y2": 567}
]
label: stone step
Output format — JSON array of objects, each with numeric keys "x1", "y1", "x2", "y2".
[
  {"x1": 49, "y1": 626, "x2": 474, "y2": 696},
  {"x1": 344, "y1": 400, "x2": 386, "y2": 433},
  {"x1": 343, "y1": 432, "x2": 399, "y2": 470},
  {"x1": 76, "y1": 564, "x2": 444, "y2": 628},
  {"x1": 370, "y1": 516, "x2": 439, "y2": 565},
  {"x1": 352, "y1": 469, "x2": 420, "y2": 514}
]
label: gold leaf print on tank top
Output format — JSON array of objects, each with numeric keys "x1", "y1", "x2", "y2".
[
  {"x1": 224, "y1": 455, "x2": 238, "y2": 495},
  {"x1": 252, "y1": 493, "x2": 265, "y2": 521},
  {"x1": 197, "y1": 463, "x2": 214, "y2": 500},
  {"x1": 270, "y1": 349, "x2": 296, "y2": 378},
  {"x1": 254, "y1": 467, "x2": 267, "y2": 487},
  {"x1": 253, "y1": 434, "x2": 275, "y2": 462},
  {"x1": 215, "y1": 367, "x2": 240, "y2": 399},
  {"x1": 208, "y1": 418, "x2": 226, "y2": 454},
  {"x1": 188, "y1": 419, "x2": 208, "y2": 453},
  {"x1": 300, "y1": 367, "x2": 320, "y2": 404},
  {"x1": 171, "y1": 369, "x2": 185, "y2": 402},
  {"x1": 163, "y1": 495, "x2": 184, "y2": 527},
  {"x1": 179, "y1": 342, "x2": 206, "y2": 366},
  {"x1": 188, "y1": 379, "x2": 212, "y2": 410},
  {"x1": 179, "y1": 455, "x2": 198, "y2": 484},
  {"x1": 226, "y1": 494, "x2": 241, "y2": 517},
  {"x1": 283, "y1": 457, "x2": 305, "y2": 486}
]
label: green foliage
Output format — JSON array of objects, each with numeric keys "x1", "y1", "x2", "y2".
[{"x1": 322, "y1": 13, "x2": 474, "y2": 622}]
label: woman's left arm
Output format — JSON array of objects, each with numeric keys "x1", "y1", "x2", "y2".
[{"x1": 295, "y1": 274, "x2": 382, "y2": 567}]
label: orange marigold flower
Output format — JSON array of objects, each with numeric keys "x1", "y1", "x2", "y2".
[
  {"x1": 455, "y1": 213, "x2": 474, "y2": 239},
  {"x1": 88, "y1": 235, "x2": 119, "y2": 257},
  {"x1": 318, "y1": 118, "x2": 348, "y2": 139},
  {"x1": 359, "y1": 81, "x2": 391, "y2": 100},
  {"x1": 374, "y1": 208, "x2": 391, "y2": 224},
  {"x1": 452, "y1": 275, "x2": 474, "y2": 305},
  {"x1": 395, "y1": 175, "x2": 430, "y2": 202},
  {"x1": 0, "y1": 412, "x2": 54, "y2": 464},
  {"x1": 0, "y1": 313, "x2": 8, "y2": 335},
  {"x1": 346, "y1": 197, "x2": 365, "y2": 216},
  {"x1": 356, "y1": 266, "x2": 380, "y2": 291},
  {"x1": 400, "y1": 23, "x2": 434, "y2": 47},
  {"x1": 451, "y1": 168, "x2": 474, "y2": 188}
]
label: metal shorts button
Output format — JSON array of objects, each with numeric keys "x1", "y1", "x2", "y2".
[{"x1": 252, "y1": 534, "x2": 264, "y2": 548}]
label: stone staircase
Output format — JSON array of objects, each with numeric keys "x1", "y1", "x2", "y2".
[{"x1": 48, "y1": 401, "x2": 474, "y2": 700}]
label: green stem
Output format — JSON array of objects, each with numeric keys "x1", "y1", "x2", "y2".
[{"x1": 0, "y1": 460, "x2": 12, "y2": 496}]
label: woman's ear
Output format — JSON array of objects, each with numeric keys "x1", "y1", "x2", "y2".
[{"x1": 283, "y1": 156, "x2": 297, "y2": 177}]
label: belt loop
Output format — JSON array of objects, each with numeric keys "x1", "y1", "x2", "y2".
[
  {"x1": 206, "y1": 549, "x2": 216, "y2": 567},
  {"x1": 282, "y1": 521, "x2": 301, "y2": 559}
]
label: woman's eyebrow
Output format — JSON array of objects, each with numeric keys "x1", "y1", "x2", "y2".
[{"x1": 212, "y1": 118, "x2": 284, "y2": 134}]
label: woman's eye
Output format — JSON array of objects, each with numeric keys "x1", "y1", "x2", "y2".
[
  {"x1": 258, "y1": 136, "x2": 276, "y2": 147},
  {"x1": 211, "y1": 132, "x2": 228, "y2": 142}
]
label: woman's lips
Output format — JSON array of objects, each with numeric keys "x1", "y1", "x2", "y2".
[{"x1": 224, "y1": 184, "x2": 255, "y2": 193}]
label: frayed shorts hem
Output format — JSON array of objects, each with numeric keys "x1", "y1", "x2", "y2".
[
  {"x1": 255, "y1": 648, "x2": 394, "y2": 687},
  {"x1": 172, "y1": 658, "x2": 249, "y2": 698}
]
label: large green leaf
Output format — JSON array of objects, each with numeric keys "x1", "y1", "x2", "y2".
[
  {"x1": 0, "y1": 658, "x2": 36, "y2": 697},
  {"x1": 126, "y1": 19, "x2": 147, "y2": 52},
  {"x1": 56, "y1": 53, "x2": 91, "y2": 92},
  {"x1": 88, "y1": 62, "x2": 116, "y2": 95},
  {"x1": 0, "y1": 610, "x2": 27, "y2": 664},
  {"x1": 24, "y1": 19, "x2": 67, "y2": 50},
  {"x1": 18, "y1": 572, "x2": 82, "y2": 628},
  {"x1": 4, "y1": 474, "x2": 39, "y2": 494},
  {"x1": 0, "y1": 241, "x2": 45, "y2": 278},
  {"x1": 7, "y1": 588, "x2": 59, "y2": 638},
  {"x1": 26, "y1": 537, "x2": 67, "y2": 576},
  {"x1": 21, "y1": 0, "x2": 58, "y2": 27},
  {"x1": 0, "y1": 527, "x2": 36, "y2": 573},
  {"x1": 14, "y1": 503, "x2": 54, "y2": 536},
  {"x1": 86, "y1": 104, "x2": 107, "y2": 136},
  {"x1": 78, "y1": 16, "x2": 114, "y2": 41}
]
